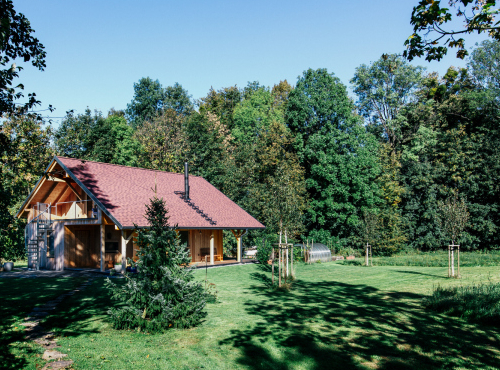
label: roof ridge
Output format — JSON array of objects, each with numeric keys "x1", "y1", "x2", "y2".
[{"x1": 56, "y1": 156, "x2": 202, "y2": 178}]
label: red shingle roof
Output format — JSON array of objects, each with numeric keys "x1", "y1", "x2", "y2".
[{"x1": 57, "y1": 157, "x2": 265, "y2": 229}]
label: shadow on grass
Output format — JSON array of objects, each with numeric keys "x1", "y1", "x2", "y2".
[
  {"x1": 0, "y1": 277, "x2": 86, "y2": 369},
  {"x1": 394, "y1": 270, "x2": 448, "y2": 279},
  {"x1": 42, "y1": 278, "x2": 120, "y2": 338},
  {"x1": 221, "y1": 275, "x2": 500, "y2": 370}
]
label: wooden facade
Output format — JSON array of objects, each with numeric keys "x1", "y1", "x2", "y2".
[{"x1": 17, "y1": 157, "x2": 263, "y2": 271}]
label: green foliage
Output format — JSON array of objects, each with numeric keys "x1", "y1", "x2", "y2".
[
  {"x1": 424, "y1": 282, "x2": 500, "y2": 325},
  {"x1": 404, "y1": 0, "x2": 500, "y2": 61},
  {"x1": 55, "y1": 109, "x2": 140, "y2": 166},
  {"x1": 256, "y1": 237, "x2": 273, "y2": 265},
  {"x1": 105, "y1": 197, "x2": 206, "y2": 332},
  {"x1": 468, "y1": 39, "x2": 500, "y2": 100},
  {"x1": 371, "y1": 251, "x2": 500, "y2": 267},
  {"x1": 164, "y1": 82, "x2": 194, "y2": 116},
  {"x1": 0, "y1": 0, "x2": 48, "y2": 117},
  {"x1": 0, "y1": 115, "x2": 53, "y2": 262},
  {"x1": 287, "y1": 68, "x2": 381, "y2": 246},
  {"x1": 198, "y1": 85, "x2": 242, "y2": 130},
  {"x1": 436, "y1": 191, "x2": 469, "y2": 245},
  {"x1": 126, "y1": 77, "x2": 165, "y2": 128},
  {"x1": 351, "y1": 54, "x2": 424, "y2": 150},
  {"x1": 135, "y1": 109, "x2": 187, "y2": 172}
]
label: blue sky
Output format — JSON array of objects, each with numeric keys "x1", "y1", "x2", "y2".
[{"x1": 14, "y1": 0, "x2": 488, "y2": 127}]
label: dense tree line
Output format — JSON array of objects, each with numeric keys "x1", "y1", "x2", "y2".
[{"x1": 3, "y1": 39, "x2": 500, "y2": 258}]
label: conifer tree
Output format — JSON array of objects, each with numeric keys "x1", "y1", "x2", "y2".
[{"x1": 106, "y1": 196, "x2": 206, "y2": 332}]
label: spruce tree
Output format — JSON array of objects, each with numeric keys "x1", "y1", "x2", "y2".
[{"x1": 106, "y1": 196, "x2": 206, "y2": 332}]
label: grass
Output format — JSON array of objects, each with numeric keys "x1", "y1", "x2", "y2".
[
  {"x1": 3, "y1": 263, "x2": 500, "y2": 369},
  {"x1": 425, "y1": 282, "x2": 500, "y2": 325},
  {"x1": 362, "y1": 250, "x2": 500, "y2": 267},
  {"x1": 0, "y1": 275, "x2": 87, "y2": 369}
]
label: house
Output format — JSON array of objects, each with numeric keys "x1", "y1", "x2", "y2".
[{"x1": 16, "y1": 157, "x2": 265, "y2": 271}]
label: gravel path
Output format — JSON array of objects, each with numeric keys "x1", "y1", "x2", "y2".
[{"x1": 21, "y1": 276, "x2": 97, "y2": 369}]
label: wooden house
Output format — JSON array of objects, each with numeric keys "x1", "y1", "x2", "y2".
[{"x1": 16, "y1": 157, "x2": 265, "y2": 271}]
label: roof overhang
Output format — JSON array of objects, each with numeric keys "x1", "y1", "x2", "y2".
[{"x1": 16, "y1": 156, "x2": 124, "y2": 230}]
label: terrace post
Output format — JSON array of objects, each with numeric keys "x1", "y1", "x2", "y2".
[
  {"x1": 231, "y1": 230, "x2": 243, "y2": 263},
  {"x1": 121, "y1": 230, "x2": 127, "y2": 272},
  {"x1": 100, "y1": 223, "x2": 105, "y2": 272},
  {"x1": 210, "y1": 230, "x2": 215, "y2": 265}
]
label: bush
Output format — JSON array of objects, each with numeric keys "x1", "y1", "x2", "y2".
[
  {"x1": 105, "y1": 196, "x2": 206, "y2": 333},
  {"x1": 342, "y1": 259, "x2": 363, "y2": 266},
  {"x1": 424, "y1": 282, "x2": 500, "y2": 325}
]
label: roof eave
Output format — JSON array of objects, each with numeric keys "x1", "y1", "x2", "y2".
[
  {"x1": 15, "y1": 156, "x2": 58, "y2": 218},
  {"x1": 55, "y1": 157, "x2": 124, "y2": 229}
]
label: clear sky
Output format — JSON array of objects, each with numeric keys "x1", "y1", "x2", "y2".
[{"x1": 14, "y1": 0, "x2": 488, "y2": 127}]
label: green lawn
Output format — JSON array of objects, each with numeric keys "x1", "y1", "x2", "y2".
[
  {"x1": 0, "y1": 276, "x2": 87, "y2": 369},
  {"x1": 3, "y1": 263, "x2": 500, "y2": 369}
]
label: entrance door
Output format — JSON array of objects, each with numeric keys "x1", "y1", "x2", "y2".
[{"x1": 75, "y1": 230, "x2": 91, "y2": 267}]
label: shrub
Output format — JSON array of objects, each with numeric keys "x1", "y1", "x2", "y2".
[
  {"x1": 424, "y1": 282, "x2": 500, "y2": 325},
  {"x1": 105, "y1": 196, "x2": 207, "y2": 333}
]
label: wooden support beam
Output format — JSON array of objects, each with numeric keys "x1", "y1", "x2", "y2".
[
  {"x1": 64, "y1": 180, "x2": 82, "y2": 201},
  {"x1": 53, "y1": 184, "x2": 71, "y2": 206},
  {"x1": 210, "y1": 230, "x2": 215, "y2": 266},
  {"x1": 121, "y1": 230, "x2": 127, "y2": 273},
  {"x1": 39, "y1": 181, "x2": 60, "y2": 204},
  {"x1": 231, "y1": 229, "x2": 246, "y2": 263},
  {"x1": 100, "y1": 223, "x2": 105, "y2": 272}
]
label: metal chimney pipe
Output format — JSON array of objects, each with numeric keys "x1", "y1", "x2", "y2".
[{"x1": 184, "y1": 162, "x2": 190, "y2": 200}]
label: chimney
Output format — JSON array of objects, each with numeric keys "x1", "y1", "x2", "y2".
[{"x1": 184, "y1": 162, "x2": 190, "y2": 200}]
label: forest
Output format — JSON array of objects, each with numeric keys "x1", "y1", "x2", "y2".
[{"x1": 2, "y1": 39, "x2": 499, "y2": 260}]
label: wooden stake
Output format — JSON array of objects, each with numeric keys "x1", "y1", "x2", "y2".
[
  {"x1": 448, "y1": 245, "x2": 451, "y2": 277},
  {"x1": 457, "y1": 245, "x2": 460, "y2": 278},
  {"x1": 279, "y1": 231, "x2": 282, "y2": 287},
  {"x1": 285, "y1": 229, "x2": 289, "y2": 279},
  {"x1": 271, "y1": 246, "x2": 275, "y2": 286}
]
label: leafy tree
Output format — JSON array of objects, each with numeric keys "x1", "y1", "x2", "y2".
[
  {"x1": 164, "y1": 82, "x2": 194, "y2": 116},
  {"x1": 106, "y1": 196, "x2": 206, "y2": 332},
  {"x1": 400, "y1": 67, "x2": 500, "y2": 250},
  {"x1": 0, "y1": 0, "x2": 48, "y2": 117},
  {"x1": 0, "y1": 115, "x2": 53, "y2": 262},
  {"x1": 126, "y1": 77, "x2": 165, "y2": 128},
  {"x1": 271, "y1": 80, "x2": 293, "y2": 110},
  {"x1": 405, "y1": 0, "x2": 500, "y2": 61},
  {"x1": 351, "y1": 54, "x2": 425, "y2": 151},
  {"x1": 286, "y1": 68, "x2": 381, "y2": 247},
  {"x1": 232, "y1": 87, "x2": 283, "y2": 145},
  {"x1": 468, "y1": 39, "x2": 500, "y2": 100},
  {"x1": 135, "y1": 109, "x2": 188, "y2": 172},
  {"x1": 184, "y1": 110, "x2": 234, "y2": 190},
  {"x1": 55, "y1": 109, "x2": 140, "y2": 166},
  {"x1": 436, "y1": 190, "x2": 470, "y2": 246},
  {"x1": 198, "y1": 86, "x2": 242, "y2": 130}
]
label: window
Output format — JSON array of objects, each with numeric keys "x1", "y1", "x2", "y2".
[
  {"x1": 46, "y1": 232, "x2": 55, "y2": 258},
  {"x1": 105, "y1": 242, "x2": 119, "y2": 252}
]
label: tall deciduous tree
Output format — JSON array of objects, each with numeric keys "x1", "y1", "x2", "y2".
[
  {"x1": 164, "y1": 82, "x2": 194, "y2": 116},
  {"x1": 287, "y1": 68, "x2": 381, "y2": 247},
  {"x1": 135, "y1": 109, "x2": 188, "y2": 172},
  {"x1": 198, "y1": 86, "x2": 242, "y2": 130},
  {"x1": 0, "y1": 116, "x2": 53, "y2": 262},
  {"x1": 126, "y1": 77, "x2": 165, "y2": 128},
  {"x1": 468, "y1": 39, "x2": 500, "y2": 100},
  {"x1": 55, "y1": 109, "x2": 140, "y2": 166},
  {"x1": 351, "y1": 54, "x2": 424, "y2": 151},
  {"x1": 0, "y1": 0, "x2": 48, "y2": 117}
]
